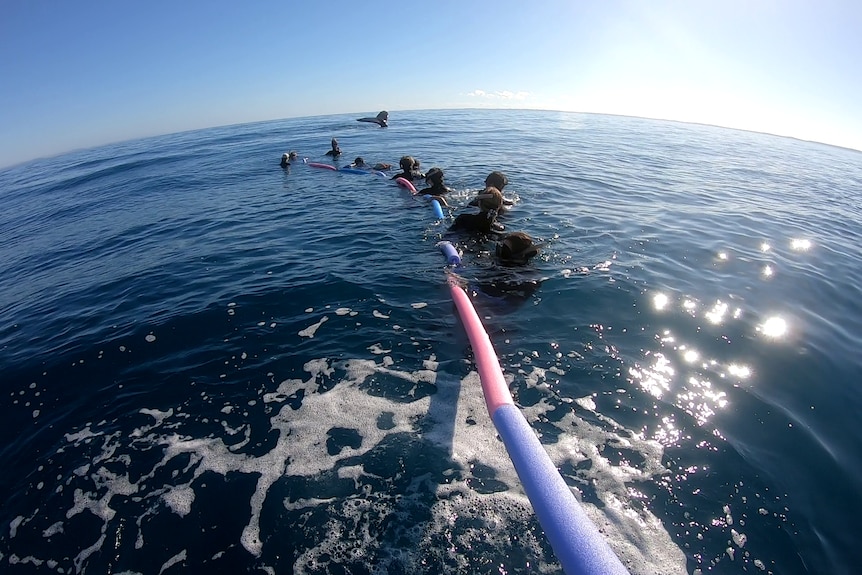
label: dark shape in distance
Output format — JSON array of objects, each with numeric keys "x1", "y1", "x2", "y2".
[{"x1": 357, "y1": 111, "x2": 389, "y2": 127}]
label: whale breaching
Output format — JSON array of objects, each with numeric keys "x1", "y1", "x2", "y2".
[{"x1": 357, "y1": 111, "x2": 388, "y2": 127}]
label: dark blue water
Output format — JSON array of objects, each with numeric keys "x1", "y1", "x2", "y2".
[{"x1": 1, "y1": 109, "x2": 861, "y2": 574}]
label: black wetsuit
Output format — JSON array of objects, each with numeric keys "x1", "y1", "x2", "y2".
[
  {"x1": 392, "y1": 169, "x2": 424, "y2": 181},
  {"x1": 448, "y1": 211, "x2": 503, "y2": 235},
  {"x1": 418, "y1": 182, "x2": 453, "y2": 198}
]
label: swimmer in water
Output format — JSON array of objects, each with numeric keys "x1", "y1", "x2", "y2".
[
  {"x1": 348, "y1": 157, "x2": 393, "y2": 171},
  {"x1": 325, "y1": 138, "x2": 342, "y2": 158},
  {"x1": 280, "y1": 151, "x2": 299, "y2": 168},
  {"x1": 448, "y1": 187, "x2": 505, "y2": 235},
  {"x1": 485, "y1": 171, "x2": 508, "y2": 191},
  {"x1": 476, "y1": 230, "x2": 544, "y2": 305},
  {"x1": 391, "y1": 156, "x2": 425, "y2": 181},
  {"x1": 495, "y1": 231, "x2": 540, "y2": 266},
  {"x1": 418, "y1": 167, "x2": 454, "y2": 207},
  {"x1": 470, "y1": 171, "x2": 515, "y2": 210}
]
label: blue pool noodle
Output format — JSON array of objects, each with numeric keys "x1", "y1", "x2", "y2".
[
  {"x1": 425, "y1": 197, "x2": 445, "y2": 219},
  {"x1": 438, "y1": 241, "x2": 461, "y2": 265},
  {"x1": 492, "y1": 404, "x2": 631, "y2": 575},
  {"x1": 449, "y1": 276, "x2": 630, "y2": 574}
]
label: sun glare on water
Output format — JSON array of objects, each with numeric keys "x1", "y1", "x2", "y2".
[
  {"x1": 791, "y1": 239, "x2": 812, "y2": 251},
  {"x1": 759, "y1": 316, "x2": 788, "y2": 338}
]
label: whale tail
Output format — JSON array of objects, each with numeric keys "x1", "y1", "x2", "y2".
[{"x1": 358, "y1": 110, "x2": 389, "y2": 127}]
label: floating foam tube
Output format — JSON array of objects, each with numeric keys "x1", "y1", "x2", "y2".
[
  {"x1": 395, "y1": 177, "x2": 417, "y2": 193},
  {"x1": 448, "y1": 279, "x2": 516, "y2": 416},
  {"x1": 340, "y1": 167, "x2": 371, "y2": 174},
  {"x1": 437, "y1": 241, "x2": 461, "y2": 266},
  {"x1": 422, "y1": 195, "x2": 445, "y2": 219},
  {"x1": 447, "y1": 277, "x2": 631, "y2": 575},
  {"x1": 430, "y1": 198, "x2": 444, "y2": 219},
  {"x1": 307, "y1": 162, "x2": 337, "y2": 171}
]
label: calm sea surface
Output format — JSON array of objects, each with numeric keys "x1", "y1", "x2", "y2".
[{"x1": 1, "y1": 109, "x2": 861, "y2": 574}]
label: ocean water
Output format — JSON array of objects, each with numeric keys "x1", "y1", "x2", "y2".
[{"x1": 1, "y1": 109, "x2": 861, "y2": 574}]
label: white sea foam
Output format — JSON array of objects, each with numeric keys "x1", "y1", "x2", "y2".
[
  {"x1": 64, "y1": 426, "x2": 101, "y2": 443},
  {"x1": 9, "y1": 555, "x2": 44, "y2": 567},
  {"x1": 516, "y1": 367, "x2": 686, "y2": 572},
  {"x1": 298, "y1": 316, "x2": 328, "y2": 338},
  {"x1": 158, "y1": 549, "x2": 186, "y2": 574},
  {"x1": 42, "y1": 521, "x2": 64, "y2": 537},
  {"x1": 162, "y1": 485, "x2": 195, "y2": 517},
  {"x1": 9, "y1": 515, "x2": 23, "y2": 537},
  {"x1": 10, "y1": 353, "x2": 685, "y2": 573},
  {"x1": 74, "y1": 533, "x2": 106, "y2": 573}
]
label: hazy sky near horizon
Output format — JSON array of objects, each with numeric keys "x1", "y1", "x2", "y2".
[{"x1": 1, "y1": 0, "x2": 860, "y2": 168}]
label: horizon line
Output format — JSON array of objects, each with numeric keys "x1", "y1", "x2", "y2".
[{"x1": 3, "y1": 107, "x2": 859, "y2": 171}]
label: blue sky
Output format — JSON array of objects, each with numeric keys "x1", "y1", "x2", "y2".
[{"x1": 1, "y1": 0, "x2": 860, "y2": 168}]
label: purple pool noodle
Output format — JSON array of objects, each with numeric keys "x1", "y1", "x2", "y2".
[
  {"x1": 491, "y1": 404, "x2": 631, "y2": 575},
  {"x1": 438, "y1": 241, "x2": 461, "y2": 265}
]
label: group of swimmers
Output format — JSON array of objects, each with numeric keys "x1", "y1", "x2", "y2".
[
  {"x1": 390, "y1": 156, "x2": 540, "y2": 267},
  {"x1": 280, "y1": 143, "x2": 541, "y2": 268}
]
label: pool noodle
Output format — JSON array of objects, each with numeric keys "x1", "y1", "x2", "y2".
[
  {"x1": 430, "y1": 198, "x2": 444, "y2": 219},
  {"x1": 306, "y1": 162, "x2": 337, "y2": 171},
  {"x1": 308, "y1": 153, "x2": 629, "y2": 571},
  {"x1": 395, "y1": 177, "x2": 417, "y2": 193},
  {"x1": 447, "y1": 278, "x2": 515, "y2": 415},
  {"x1": 447, "y1": 277, "x2": 631, "y2": 575},
  {"x1": 437, "y1": 241, "x2": 461, "y2": 266}
]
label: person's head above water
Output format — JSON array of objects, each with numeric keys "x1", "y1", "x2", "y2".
[
  {"x1": 485, "y1": 171, "x2": 508, "y2": 191},
  {"x1": 425, "y1": 167, "x2": 444, "y2": 186},
  {"x1": 496, "y1": 232, "x2": 540, "y2": 266},
  {"x1": 288, "y1": 151, "x2": 298, "y2": 160},
  {"x1": 399, "y1": 156, "x2": 416, "y2": 171},
  {"x1": 353, "y1": 157, "x2": 366, "y2": 167},
  {"x1": 473, "y1": 186, "x2": 503, "y2": 212},
  {"x1": 325, "y1": 139, "x2": 342, "y2": 157}
]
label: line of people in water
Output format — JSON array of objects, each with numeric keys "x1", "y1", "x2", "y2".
[
  {"x1": 386, "y1": 156, "x2": 539, "y2": 267},
  {"x1": 280, "y1": 141, "x2": 541, "y2": 269}
]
